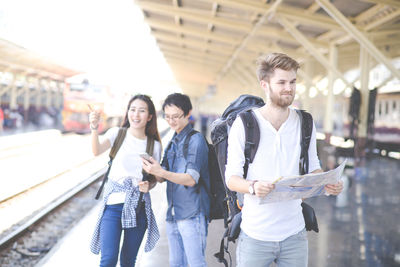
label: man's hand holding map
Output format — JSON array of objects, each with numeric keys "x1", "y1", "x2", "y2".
[{"x1": 259, "y1": 159, "x2": 347, "y2": 204}]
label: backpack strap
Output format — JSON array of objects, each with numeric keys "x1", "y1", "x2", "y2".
[
  {"x1": 239, "y1": 110, "x2": 260, "y2": 179},
  {"x1": 183, "y1": 129, "x2": 211, "y2": 193},
  {"x1": 109, "y1": 128, "x2": 127, "y2": 159},
  {"x1": 161, "y1": 140, "x2": 173, "y2": 171},
  {"x1": 183, "y1": 129, "x2": 198, "y2": 159},
  {"x1": 146, "y1": 136, "x2": 155, "y2": 156},
  {"x1": 143, "y1": 136, "x2": 155, "y2": 179},
  {"x1": 183, "y1": 129, "x2": 198, "y2": 178},
  {"x1": 296, "y1": 110, "x2": 313, "y2": 175},
  {"x1": 136, "y1": 136, "x2": 156, "y2": 215},
  {"x1": 234, "y1": 110, "x2": 260, "y2": 210},
  {"x1": 95, "y1": 127, "x2": 127, "y2": 199}
]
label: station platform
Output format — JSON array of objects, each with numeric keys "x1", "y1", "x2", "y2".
[
  {"x1": 36, "y1": 182, "x2": 235, "y2": 267},
  {"x1": 35, "y1": 155, "x2": 400, "y2": 267}
]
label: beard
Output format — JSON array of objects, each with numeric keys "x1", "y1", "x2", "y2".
[{"x1": 268, "y1": 87, "x2": 295, "y2": 108}]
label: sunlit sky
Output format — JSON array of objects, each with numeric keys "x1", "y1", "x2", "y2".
[{"x1": 0, "y1": 0, "x2": 180, "y2": 107}]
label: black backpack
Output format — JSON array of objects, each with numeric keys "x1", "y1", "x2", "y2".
[
  {"x1": 163, "y1": 129, "x2": 226, "y2": 221},
  {"x1": 210, "y1": 94, "x2": 318, "y2": 267}
]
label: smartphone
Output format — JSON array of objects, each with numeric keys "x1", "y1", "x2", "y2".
[{"x1": 139, "y1": 153, "x2": 151, "y2": 161}]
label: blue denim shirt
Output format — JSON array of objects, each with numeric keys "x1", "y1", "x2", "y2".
[{"x1": 162, "y1": 124, "x2": 210, "y2": 221}]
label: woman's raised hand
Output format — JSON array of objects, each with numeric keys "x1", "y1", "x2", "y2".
[{"x1": 89, "y1": 110, "x2": 101, "y2": 129}]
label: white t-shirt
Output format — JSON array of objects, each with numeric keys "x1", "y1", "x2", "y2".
[
  {"x1": 104, "y1": 127, "x2": 162, "y2": 204},
  {"x1": 225, "y1": 108, "x2": 321, "y2": 241}
]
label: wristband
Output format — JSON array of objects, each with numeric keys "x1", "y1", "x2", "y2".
[{"x1": 90, "y1": 124, "x2": 99, "y2": 131}]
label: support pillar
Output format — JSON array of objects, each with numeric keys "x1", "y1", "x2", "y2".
[
  {"x1": 323, "y1": 44, "x2": 337, "y2": 143},
  {"x1": 55, "y1": 81, "x2": 63, "y2": 109},
  {"x1": 35, "y1": 79, "x2": 42, "y2": 108},
  {"x1": 302, "y1": 59, "x2": 313, "y2": 111},
  {"x1": 45, "y1": 79, "x2": 52, "y2": 109},
  {"x1": 355, "y1": 46, "x2": 370, "y2": 161},
  {"x1": 24, "y1": 76, "x2": 32, "y2": 123},
  {"x1": 9, "y1": 73, "x2": 17, "y2": 110}
]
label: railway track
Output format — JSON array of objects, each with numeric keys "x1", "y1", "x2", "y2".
[
  {"x1": 0, "y1": 168, "x2": 105, "y2": 248},
  {"x1": 0, "y1": 169, "x2": 105, "y2": 267}
]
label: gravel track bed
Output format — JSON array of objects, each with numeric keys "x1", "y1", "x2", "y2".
[{"x1": 0, "y1": 181, "x2": 100, "y2": 267}]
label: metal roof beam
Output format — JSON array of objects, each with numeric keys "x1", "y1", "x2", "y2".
[
  {"x1": 206, "y1": 0, "x2": 344, "y2": 31},
  {"x1": 316, "y1": 0, "x2": 400, "y2": 80},
  {"x1": 146, "y1": 19, "x2": 237, "y2": 44},
  {"x1": 136, "y1": 1, "x2": 251, "y2": 32},
  {"x1": 341, "y1": 39, "x2": 400, "y2": 52},
  {"x1": 164, "y1": 53, "x2": 223, "y2": 68},
  {"x1": 232, "y1": 63, "x2": 258, "y2": 86},
  {"x1": 156, "y1": 37, "x2": 263, "y2": 61},
  {"x1": 216, "y1": 0, "x2": 283, "y2": 82},
  {"x1": 169, "y1": 63, "x2": 219, "y2": 74},
  {"x1": 0, "y1": 59, "x2": 65, "y2": 80},
  {"x1": 318, "y1": 4, "x2": 397, "y2": 45},
  {"x1": 172, "y1": 0, "x2": 182, "y2": 26},
  {"x1": 364, "y1": 8, "x2": 400, "y2": 31},
  {"x1": 369, "y1": 29, "x2": 400, "y2": 38},
  {"x1": 278, "y1": 16, "x2": 353, "y2": 89},
  {"x1": 206, "y1": 2, "x2": 219, "y2": 37},
  {"x1": 138, "y1": 1, "x2": 329, "y2": 48},
  {"x1": 157, "y1": 42, "x2": 260, "y2": 62},
  {"x1": 153, "y1": 32, "x2": 234, "y2": 53},
  {"x1": 229, "y1": 67, "x2": 249, "y2": 87},
  {"x1": 150, "y1": 20, "x2": 306, "y2": 58},
  {"x1": 358, "y1": 0, "x2": 400, "y2": 9},
  {"x1": 158, "y1": 43, "x2": 229, "y2": 59},
  {"x1": 354, "y1": 4, "x2": 386, "y2": 23},
  {"x1": 162, "y1": 49, "x2": 227, "y2": 64}
]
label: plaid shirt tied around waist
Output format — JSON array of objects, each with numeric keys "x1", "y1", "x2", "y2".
[{"x1": 90, "y1": 178, "x2": 160, "y2": 254}]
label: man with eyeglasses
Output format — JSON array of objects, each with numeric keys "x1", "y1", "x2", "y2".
[{"x1": 142, "y1": 93, "x2": 210, "y2": 267}]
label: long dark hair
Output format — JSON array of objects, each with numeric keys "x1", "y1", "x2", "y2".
[{"x1": 121, "y1": 94, "x2": 161, "y2": 142}]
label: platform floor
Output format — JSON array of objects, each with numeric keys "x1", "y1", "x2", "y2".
[
  {"x1": 36, "y1": 156, "x2": 399, "y2": 267},
  {"x1": 36, "y1": 182, "x2": 236, "y2": 267}
]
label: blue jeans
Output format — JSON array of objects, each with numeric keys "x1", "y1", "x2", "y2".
[
  {"x1": 99, "y1": 204, "x2": 147, "y2": 267},
  {"x1": 166, "y1": 213, "x2": 208, "y2": 267},
  {"x1": 237, "y1": 229, "x2": 308, "y2": 267}
]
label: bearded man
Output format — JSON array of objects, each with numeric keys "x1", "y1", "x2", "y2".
[{"x1": 225, "y1": 53, "x2": 343, "y2": 267}]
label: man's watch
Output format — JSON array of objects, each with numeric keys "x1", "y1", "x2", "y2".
[{"x1": 248, "y1": 180, "x2": 257, "y2": 195}]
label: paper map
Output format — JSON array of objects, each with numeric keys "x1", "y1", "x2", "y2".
[{"x1": 259, "y1": 159, "x2": 347, "y2": 204}]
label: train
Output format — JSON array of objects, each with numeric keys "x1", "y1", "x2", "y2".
[
  {"x1": 307, "y1": 88, "x2": 400, "y2": 153},
  {"x1": 61, "y1": 80, "x2": 123, "y2": 133},
  {"x1": 371, "y1": 91, "x2": 400, "y2": 152}
]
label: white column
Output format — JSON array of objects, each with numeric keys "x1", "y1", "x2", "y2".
[
  {"x1": 303, "y1": 59, "x2": 313, "y2": 111},
  {"x1": 35, "y1": 79, "x2": 42, "y2": 108},
  {"x1": 23, "y1": 76, "x2": 32, "y2": 111},
  {"x1": 9, "y1": 72, "x2": 17, "y2": 110},
  {"x1": 45, "y1": 79, "x2": 52, "y2": 108},
  {"x1": 323, "y1": 44, "x2": 337, "y2": 142},
  {"x1": 55, "y1": 81, "x2": 64, "y2": 109},
  {"x1": 358, "y1": 47, "x2": 370, "y2": 138}
]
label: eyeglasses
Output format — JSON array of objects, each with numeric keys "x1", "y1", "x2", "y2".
[{"x1": 163, "y1": 113, "x2": 184, "y2": 121}]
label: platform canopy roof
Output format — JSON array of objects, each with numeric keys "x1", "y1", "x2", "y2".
[
  {"x1": 0, "y1": 38, "x2": 80, "y2": 81},
  {"x1": 135, "y1": 0, "x2": 400, "y2": 111}
]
